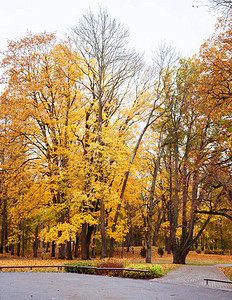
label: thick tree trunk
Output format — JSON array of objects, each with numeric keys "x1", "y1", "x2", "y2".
[
  {"x1": 173, "y1": 249, "x2": 189, "y2": 264},
  {"x1": 201, "y1": 237, "x2": 205, "y2": 251},
  {"x1": 109, "y1": 237, "x2": 114, "y2": 258},
  {"x1": 46, "y1": 242, "x2": 50, "y2": 253},
  {"x1": 66, "y1": 241, "x2": 73, "y2": 260},
  {"x1": 58, "y1": 243, "x2": 66, "y2": 259},
  {"x1": 165, "y1": 235, "x2": 171, "y2": 254},
  {"x1": 11, "y1": 244, "x2": 14, "y2": 255},
  {"x1": 81, "y1": 222, "x2": 92, "y2": 260},
  {"x1": 51, "y1": 241, "x2": 56, "y2": 257},
  {"x1": 74, "y1": 234, "x2": 79, "y2": 258},
  {"x1": 153, "y1": 208, "x2": 163, "y2": 246}
]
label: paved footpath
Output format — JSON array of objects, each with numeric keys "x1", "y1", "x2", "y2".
[
  {"x1": 155, "y1": 264, "x2": 232, "y2": 291},
  {"x1": 0, "y1": 270, "x2": 232, "y2": 300}
]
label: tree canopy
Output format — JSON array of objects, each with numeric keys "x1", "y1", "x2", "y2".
[{"x1": 0, "y1": 9, "x2": 232, "y2": 264}]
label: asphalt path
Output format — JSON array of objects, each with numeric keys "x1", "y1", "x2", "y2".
[{"x1": 1, "y1": 272, "x2": 232, "y2": 300}]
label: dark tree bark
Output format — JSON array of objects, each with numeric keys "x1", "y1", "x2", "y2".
[
  {"x1": 46, "y1": 242, "x2": 50, "y2": 253},
  {"x1": 17, "y1": 223, "x2": 21, "y2": 257},
  {"x1": 21, "y1": 220, "x2": 25, "y2": 257},
  {"x1": 10, "y1": 244, "x2": 14, "y2": 255},
  {"x1": 66, "y1": 241, "x2": 73, "y2": 260},
  {"x1": 81, "y1": 223, "x2": 94, "y2": 260},
  {"x1": 100, "y1": 195, "x2": 107, "y2": 258},
  {"x1": 58, "y1": 243, "x2": 65, "y2": 259},
  {"x1": 0, "y1": 196, "x2": 7, "y2": 254},
  {"x1": 74, "y1": 234, "x2": 79, "y2": 258},
  {"x1": 81, "y1": 223, "x2": 89, "y2": 260},
  {"x1": 33, "y1": 226, "x2": 39, "y2": 257},
  {"x1": 92, "y1": 231, "x2": 96, "y2": 258},
  {"x1": 51, "y1": 241, "x2": 56, "y2": 257}
]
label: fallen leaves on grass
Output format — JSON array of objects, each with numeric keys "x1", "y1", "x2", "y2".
[{"x1": 0, "y1": 259, "x2": 73, "y2": 272}]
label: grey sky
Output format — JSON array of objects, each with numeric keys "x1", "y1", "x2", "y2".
[{"x1": 0, "y1": 0, "x2": 218, "y2": 59}]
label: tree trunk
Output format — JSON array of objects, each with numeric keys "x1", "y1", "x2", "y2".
[
  {"x1": 66, "y1": 241, "x2": 73, "y2": 260},
  {"x1": 74, "y1": 234, "x2": 79, "y2": 258},
  {"x1": 92, "y1": 236, "x2": 96, "y2": 258},
  {"x1": 11, "y1": 244, "x2": 14, "y2": 255},
  {"x1": 165, "y1": 235, "x2": 171, "y2": 254},
  {"x1": 100, "y1": 199, "x2": 107, "y2": 258},
  {"x1": 17, "y1": 223, "x2": 21, "y2": 256},
  {"x1": 121, "y1": 242, "x2": 124, "y2": 258},
  {"x1": 146, "y1": 215, "x2": 152, "y2": 263},
  {"x1": 21, "y1": 220, "x2": 25, "y2": 257},
  {"x1": 75, "y1": 235, "x2": 79, "y2": 258},
  {"x1": 109, "y1": 237, "x2": 114, "y2": 258},
  {"x1": 169, "y1": 137, "x2": 179, "y2": 260},
  {"x1": 0, "y1": 197, "x2": 7, "y2": 254},
  {"x1": 146, "y1": 239, "x2": 152, "y2": 263},
  {"x1": 4, "y1": 212, "x2": 8, "y2": 252},
  {"x1": 81, "y1": 222, "x2": 89, "y2": 260},
  {"x1": 153, "y1": 208, "x2": 163, "y2": 246},
  {"x1": 58, "y1": 243, "x2": 66, "y2": 259},
  {"x1": 201, "y1": 237, "x2": 205, "y2": 251},
  {"x1": 33, "y1": 226, "x2": 39, "y2": 257},
  {"x1": 173, "y1": 249, "x2": 189, "y2": 264},
  {"x1": 51, "y1": 241, "x2": 56, "y2": 257},
  {"x1": 46, "y1": 242, "x2": 50, "y2": 253}
]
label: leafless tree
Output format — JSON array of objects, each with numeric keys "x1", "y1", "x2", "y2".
[
  {"x1": 208, "y1": 0, "x2": 232, "y2": 17},
  {"x1": 71, "y1": 8, "x2": 142, "y2": 259}
]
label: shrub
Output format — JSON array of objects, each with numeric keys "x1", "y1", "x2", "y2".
[
  {"x1": 124, "y1": 263, "x2": 164, "y2": 279},
  {"x1": 140, "y1": 246, "x2": 146, "y2": 258},
  {"x1": 97, "y1": 259, "x2": 124, "y2": 277},
  {"x1": 196, "y1": 249, "x2": 201, "y2": 254},
  {"x1": 204, "y1": 249, "x2": 225, "y2": 255},
  {"x1": 64, "y1": 261, "x2": 97, "y2": 274},
  {"x1": 158, "y1": 247, "x2": 164, "y2": 257}
]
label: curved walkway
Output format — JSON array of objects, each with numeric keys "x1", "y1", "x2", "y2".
[{"x1": 155, "y1": 264, "x2": 232, "y2": 291}]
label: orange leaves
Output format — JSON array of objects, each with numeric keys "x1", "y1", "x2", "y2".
[{"x1": 199, "y1": 17, "x2": 232, "y2": 120}]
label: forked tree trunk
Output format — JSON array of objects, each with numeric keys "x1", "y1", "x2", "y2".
[{"x1": 173, "y1": 249, "x2": 189, "y2": 264}]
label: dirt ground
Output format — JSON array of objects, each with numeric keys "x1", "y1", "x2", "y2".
[{"x1": 1, "y1": 246, "x2": 232, "y2": 264}]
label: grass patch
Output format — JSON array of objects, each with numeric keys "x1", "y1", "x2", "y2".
[
  {"x1": 63, "y1": 259, "x2": 174, "y2": 279},
  {"x1": 123, "y1": 263, "x2": 164, "y2": 279},
  {"x1": 220, "y1": 267, "x2": 232, "y2": 281},
  {"x1": 64, "y1": 261, "x2": 97, "y2": 274}
]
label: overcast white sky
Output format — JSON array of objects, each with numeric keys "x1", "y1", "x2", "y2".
[{"x1": 0, "y1": 0, "x2": 218, "y2": 60}]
